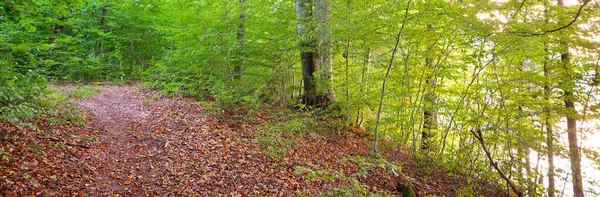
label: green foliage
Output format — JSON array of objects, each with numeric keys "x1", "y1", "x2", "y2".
[
  {"x1": 342, "y1": 156, "x2": 403, "y2": 178},
  {"x1": 0, "y1": 70, "x2": 48, "y2": 127},
  {"x1": 256, "y1": 113, "x2": 314, "y2": 160},
  {"x1": 2, "y1": 0, "x2": 600, "y2": 194},
  {"x1": 71, "y1": 85, "x2": 99, "y2": 99},
  {"x1": 456, "y1": 185, "x2": 475, "y2": 197},
  {"x1": 0, "y1": 0, "x2": 164, "y2": 82},
  {"x1": 294, "y1": 155, "x2": 401, "y2": 196}
]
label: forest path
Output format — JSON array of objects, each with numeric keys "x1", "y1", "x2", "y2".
[
  {"x1": 1, "y1": 84, "x2": 500, "y2": 196},
  {"x1": 72, "y1": 85, "x2": 290, "y2": 196}
]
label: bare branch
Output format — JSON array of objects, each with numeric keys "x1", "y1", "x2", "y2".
[
  {"x1": 471, "y1": 129, "x2": 523, "y2": 197},
  {"x1": 509, "y1": 0, "x2": 591, "y2": 37}
]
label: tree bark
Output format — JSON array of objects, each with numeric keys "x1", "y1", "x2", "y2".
[
  {"x1": 373, "y1": 0, "x2": 411, "y2": 154},
  {"x1": 234, "y1": 0, "x2": 246, "y2": 79},
  {"x1": 542, "y1": 2, "x2": 556, "y2": 196},
  {"x1": 557, "y1": 0, "x2": 584, "y2": 196},
  {"x1": 471, "y1": 129, "x2": 523, "y2": 197},
  {"x1": 544, "y1": 65, "x2": 557, "y2": 197},
  {"x1": 314, "y1": 0, "x2": 334, "y2": 101},
  {"x1": 544, "y1": 49, "x2": 556, "y2": 197},
  {"x1": 96, "y1": 3, "x2": 109, "y2": 58},
  {"x1": 296, "y1": 0, "x2": 318, "y2": 106},
  {"x1": 422, "y1": 55, "x2": 437, "y2": 150},
  {"x1": 296, "y1": 0, "x2": 331, "y2": 108}
]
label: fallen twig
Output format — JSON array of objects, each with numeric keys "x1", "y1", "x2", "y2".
[{"x1": 37, "y1": 136, "x2": 91, "y2": 149}]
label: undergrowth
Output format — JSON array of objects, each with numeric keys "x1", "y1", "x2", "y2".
[
  {"x1": 70, "y1": 85, "x2": 100, "y2": 99},
  {"x1": 295, "y1": 156, "x2": 403, "y2": 197},
  {"x1": 1, "y1": 85, "x2": 87, "y2": 129},
  {"x1": 255, "y1": 109, "x2": 317, "y2": 160}
]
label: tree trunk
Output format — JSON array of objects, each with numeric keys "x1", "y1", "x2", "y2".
[
  {"x1": 296, "y1": 0, "x2": 330, "y2": 108},
  {"x1": 130, "y1": 33, "x2": 135, "y2": 70},
  {"x1": 565, "y1": 90, "x2": 584, "y2": 197},
  {"x1": 234, "y1": 0, "x2": 246, "y2": 79},
  {"x1": 355, "y1": 47, "x2": 370, "y2": 126},
  {"x1": 472, "y1": 129, "x2": 523, "y2": 197},
  {"x1": 344, "y1": 41, "x2": 350, "y2": 121},
  {"x1": 96, "y1": 3, "x2": 109, "y2": 58},
  {"x1": 314, "y1": 0, "x2": 334, "y2": 101},
  {"x1": 373, "y1": 0, "x2": 411, "y2": 154},
  {"x1": 544, "y1": 50, "x2": 556, "y2": 197},
  {"x1": 557, "y1": 0, "x2": 584, "y2": 196},
  {"x1": 542, "y1": 3, "x2": 556, "y2": 196},
  {"x1": 422, "y1": 56, "x2": 436, "y2": 150}
]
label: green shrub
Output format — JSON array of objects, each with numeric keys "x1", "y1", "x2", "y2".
[
  {"x1": 456, "y1": 185, "x2": 475, "y2": 197},
  {"x1": 0, "y1": 71, "x2": 48, "y2": 127}
]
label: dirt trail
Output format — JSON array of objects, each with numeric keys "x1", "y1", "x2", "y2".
[
  {"x1": 73, "y1": 85, "x2": 291, "y2": 196},
  {"x1": 1, "y1": 85, "x2": 506, "y2": 196},
  {"x1": 74, "y1": 86, "x2": 151, "y2": 195}
]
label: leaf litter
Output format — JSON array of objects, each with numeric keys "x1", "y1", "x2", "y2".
[{"x1": 0, "y1": 85, "x2": 505, "y2": 196}]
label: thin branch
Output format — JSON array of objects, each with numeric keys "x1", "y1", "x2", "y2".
[
  {"x1": 471, "y1": 129, "x2": 523, "y2": 197},
  {"x1": 37, "y1": 136, "x2": 91, "y2": 149},
  {"x1": 373, "y1": 0, "x2": 412, "y2": 154},
  {"x1": 509, "y1": 0, "x2": 591, "y2": 37}
]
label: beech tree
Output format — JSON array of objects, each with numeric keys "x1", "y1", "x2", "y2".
[{"x1": 2, "y1": 0, "x2": 599, "y2": 195}]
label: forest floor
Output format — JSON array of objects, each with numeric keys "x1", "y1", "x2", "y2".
[{"x1": 0, "y1": 84, "x2": 504, "y2": 196}]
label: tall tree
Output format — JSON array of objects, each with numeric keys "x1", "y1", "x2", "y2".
[
  {"x1": 557, "y1": 0, "x2": 585, "y2": 196},
  {"x1": 296, "y1": 0, "x2": 333, "y2": 107},
  {"x1": 373, "y1": 0, "x2": 411, "y2": 154},
  {"x1": 422, "y1": 25, "x2": 437, "y2": 150},
  {"x1": 314, "y1": 0, "x2": 334, "y2": 101},
  {"x1": 234, "y1": 0, "x2": 246, "y2": 79},
  {"x1": 543, "y1": 3, "x2": 556, "y2": 196},
  {"x1": 96, "y1": 2, "x2": 110, "y2": 58}
]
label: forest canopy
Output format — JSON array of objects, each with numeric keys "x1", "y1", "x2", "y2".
[{"x1": 1, "y1": 0, "x2": 599, "y2": 196}]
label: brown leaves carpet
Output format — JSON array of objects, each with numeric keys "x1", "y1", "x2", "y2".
[{"x1": 0, "y1": 85, "x2": 505, "y2": 196}]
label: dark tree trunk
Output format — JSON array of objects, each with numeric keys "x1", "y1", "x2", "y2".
[
  {"x1": 50, "y1": 17, "x2": 66, "y2": 43},
  {"x1": 96, "y1": 3, "x2": 109, "y2": 58},
  {"x1": 234, "y1": 0, "x2": 246, "y2": 79},
  {"x1": 296, "y1": 0, "x2": 330, "y2": 108},
  {"x1": 422, "y1": 55, "x2": 436, "y2": 150}
]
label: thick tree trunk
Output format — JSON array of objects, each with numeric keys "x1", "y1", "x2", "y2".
[
  {"x1": 234, "y1": 0, "x2": 246, "y2": 79},
  {"x1": 296, "y1": 0, "x2": 330, "y2": 108},
  {"x1": 565, "y1": 90, "x2": 584, "y2": 197},
  {"x1": 296, "y1": 0, "x2": 317, "y2": 106},
  {"x1": 314, "y1": 0, "x2": 334, "y2": 101}
]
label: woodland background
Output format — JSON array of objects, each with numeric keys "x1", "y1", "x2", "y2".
[{"x1": 1, "y1": 0, "x2": 599, "y2": 196}]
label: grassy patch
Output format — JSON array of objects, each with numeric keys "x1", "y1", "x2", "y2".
[
  {"x1": 71, "y1": 85, "x2": 100, "y2": 99},
  {"x1": 294, "y1": 156, "x2": 402, "y2": 197},
  {"x1": 255, "y1": 109, "x2": 317, "y2": 160}
]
